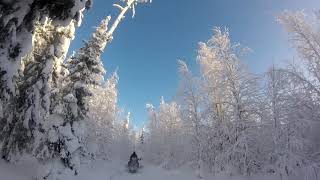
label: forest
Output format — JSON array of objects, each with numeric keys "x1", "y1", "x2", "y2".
[{"x1": 0, "y1": 0, "x2": 319, "y2": 180}]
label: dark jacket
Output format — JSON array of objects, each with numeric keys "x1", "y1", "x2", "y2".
[{"x1": 130, "y1": 152, "x2": 138, "y2": 161}]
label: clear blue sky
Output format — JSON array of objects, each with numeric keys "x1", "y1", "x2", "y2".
[{"x1": 69, "y1": 0, "x2": 320, "y2": 128}]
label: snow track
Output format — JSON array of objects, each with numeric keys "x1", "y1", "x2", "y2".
[{"x1": 0, "y1": 159, "x2": 308, "y2": 180}]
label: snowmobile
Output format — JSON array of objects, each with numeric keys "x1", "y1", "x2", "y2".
[{"x1": 127, "y1": 157, "x2": 140, "y2": 173}]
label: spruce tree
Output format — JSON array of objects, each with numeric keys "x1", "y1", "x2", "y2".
[
  {"x1": 0, "y1": 0, "x2": 89, "y2": 159},
  {"x1": 0, "y1": 19, "x2": 77, "y2": 161},
  {"x1": 36, "y1": 0, "x2": 151, "y2": 176},
  {"x1": 35, "y1": 16, "x2": 112, "y2": 176}
]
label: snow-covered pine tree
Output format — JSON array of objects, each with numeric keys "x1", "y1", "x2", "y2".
[
  {"x1": 35, "y1": 0, "x2": 152, "y2": 175},
  {"x1": 136, "y1": 127, "x2": 146, "y2": 160},
  {"x1": 54, "y1": 0, "x2": 152, "y2": 169},
  {"x1": 0, "y1": 0, "x2": 88, "y2": 94},
  {"x1": 64, "y1": 0, "x2": 153, "y2": 131},
  {"x1": 139, "y1": 128, "x2": 145, "y2": 145},
  {"x1": 65, "y1": 15, "x2": 110, "y2": 116},
  {"x1": 0, "y1": 17, "x2": 78, "y2": 161},
  {"x1": 0, "y1": 0, "x2": 89, "y2": 160},
  {"x1": 34, "y1": 17, "x2": 113, "y2": 177}
]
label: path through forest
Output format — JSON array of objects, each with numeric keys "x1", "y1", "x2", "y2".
[{"x1": 0, "y1": 158, "x2": 291, "y2": 180}]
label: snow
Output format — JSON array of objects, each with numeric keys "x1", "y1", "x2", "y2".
[
  {"x1": 0, "y1": 100, "x2": 3, "y2": 118},
  {"x1": 45, "y1": 114, "x2": 64, "y2": 128},
  {"x1": 2, "y1": 0, "x2": 32, "y2": 28},
  {"x1": 73, "y1": 121, "x2": 86, "y2": 138},
  {"x1": 23, "y1": 107, "x2": 32, "y2": 129},
  {"x1": 0, "y1": 156, "x2": 38, "y2": 180},
  {"x1": 59, "y1": 123, "x2": 75, "y2": 139},
  {"x1": 65, "y1": 137, "x2": 80, "y2": 154},
  {"x1": 0, "y1": 158, "x2": 307, "y2": 180},
  {"x1": 48, "y1": 129, "x2": 59, "y2": 143},
  {"x1": 64, "y1": 94, "x2": 77, "y2": 103}
]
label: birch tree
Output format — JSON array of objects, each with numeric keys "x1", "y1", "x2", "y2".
[
  {"x1": 197, "y1": 28, "x2": 263, "y2": 175},
  {"x1": 177, "y1": 60, "x2": 205, "y2": 178},
  {"x1": 144, "y1": 97, "x2": 183, "y2": 169},
  {"x1": 85, "y1": 72, "x2": 119, "y2": 159},
  {"x1": 276, "y1": 10, "x2": 320, "y2": 178}
]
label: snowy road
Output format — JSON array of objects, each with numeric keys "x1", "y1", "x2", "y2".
[
  {"x1": 0, "y1": 159, "x2": 295, "y2": 180},
  {"x1": 78, "y1": 160, "x2": 198, "y2": 180},
  {"x1": 76, "y1": 160, "x2": 284, "y2": 180},
  {"x1": 1, "y1": 159, "x2": 199, "y2": 180}
]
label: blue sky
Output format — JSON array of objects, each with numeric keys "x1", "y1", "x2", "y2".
[{"x1": 69, "y1": 0, "x2": 320, "y2": 128}]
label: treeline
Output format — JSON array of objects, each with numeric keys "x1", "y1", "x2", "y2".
[{"x1": 141, "y1": 11, "x2": 320, "y2": 179}]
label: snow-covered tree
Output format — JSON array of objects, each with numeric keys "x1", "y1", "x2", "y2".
[
  {"x1": 271, "y1": 10, "x2": 320, "y2": 178},
  {"x1": 0, "y1": 0, "x2": 88, "y2": 96},
  {"x1": 144, "y1": 104, "x2": 159, "y2": 162},
  {"x1": 0, "y1": 1, "x2": 89, "y2": 158},
  {"x1": 33, "y1": 16, "x2": 113, "y2": 177},
  {"x1": 34, "y1": 0, "x2": 150, "y2": 177},
  {"x1": 198, "y1": 28, "x2": 263, "y2": 175},
  {"x1": 141, "y1": 10, "x2": 320, "y2": 179},
  {"x1": 278, "y1": 11, "x2": 320, "y2": 88},
  {"x1": 177, "y1": 60, "x2": 206, "y2": 177},
  {"x1": 0, "y1": 0, "x2": 151, "y2": 178},
  {"x1": 111, "y1": 111, "x2": 136, "y2": 160},
  {"x1": 262, "y1": 65, "x2": 301, "y2": 178},
  {"x1": 85, "y1": 72, "x2": 119, "y2": 159},
  {"x1": 144, "y1": 97, "x2": 184, "y2": 169},
  {"x1": 0, "y1": 17, "x2": 77, "y2": 161},
  {"x1": 139, "y1": 128, "x2": 145, "y2": 145},
  {"x1": 158, "y1": 98, "x2": 183, "y2": 169}
]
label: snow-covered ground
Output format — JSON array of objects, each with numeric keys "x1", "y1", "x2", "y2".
[{"x1": 0, "y1": 158, "x2": 306, "y2": 180}]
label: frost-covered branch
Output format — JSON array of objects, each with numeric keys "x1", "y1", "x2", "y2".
[{"x1": 107, "y1": 0, "x2": 151, "y2": 38}]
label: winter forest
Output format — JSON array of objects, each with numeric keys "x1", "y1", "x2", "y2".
[{"x1": 0, "y1": 0, "x2": 319, "y2": 180}]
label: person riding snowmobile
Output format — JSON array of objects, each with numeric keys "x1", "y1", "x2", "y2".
[{"x1": 128, "y1": 151, "x2": 140, "y2": 173}]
